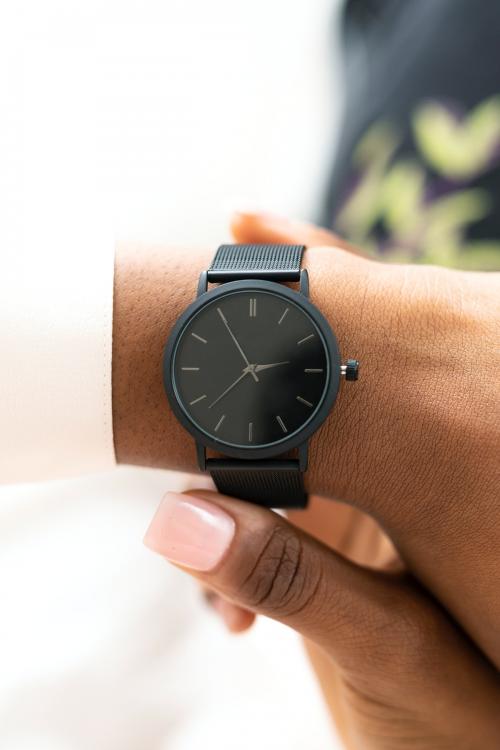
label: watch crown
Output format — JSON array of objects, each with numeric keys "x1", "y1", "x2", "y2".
[{"x1": 341, "y1": 359, "x2": 359, "y2": 381}]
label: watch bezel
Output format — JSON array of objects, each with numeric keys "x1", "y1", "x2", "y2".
[{"x1": 163, "y1": 279, "x2": 341, "y2": 460}]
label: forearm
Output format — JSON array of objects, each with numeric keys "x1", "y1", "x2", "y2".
[
  {"x1": 112, "y1": 241, "x2": 372, "y2": 482},
  {"x1": 114, "y1": 235, "x2": 500, "y2": 667},
  {"x1": 113, "y1": 243, "x2": 212, "y2": 474},
  {"x1": 112, "y1": 243, "x2": 499, "y2": 516}
]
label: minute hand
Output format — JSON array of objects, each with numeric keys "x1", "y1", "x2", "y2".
[
  {"x1": 254, "y1": 361, "x2": 290, "y2": 372},
  {"x1": 217, "y1": 307, "x2": 259, "y2": 382}
]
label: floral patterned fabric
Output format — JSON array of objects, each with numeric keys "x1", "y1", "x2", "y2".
[{"x1": 323, "y1": 0, "x2": 500, "y2": 270}]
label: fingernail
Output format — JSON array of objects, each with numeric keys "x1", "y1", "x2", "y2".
[
  {"x1": 143, "y1": 492, "x2": 235, "y2": 572},
  {"x1": 223, "y1": 198, "x2": 291, "y2": 222},
  {"x1": 234, "y1": 208, "x2": 291, "y2": 224},
  {"x1": 222, "y1": 197, "x2": 267, "y2": 216}
]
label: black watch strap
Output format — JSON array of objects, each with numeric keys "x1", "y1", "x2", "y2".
[
  {"x1": 204, "y1": 243, "x2": 308, "y2": 509},
  {"x1": 207, "y1": 459, "x2": 307, "y2": 509},
  {"x1": 208, "y1": 243, "x2": 304, "y2": 282}
]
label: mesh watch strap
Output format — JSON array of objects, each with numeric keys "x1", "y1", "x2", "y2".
[
  {"x1": 208, "y1": 243, "x2": 304, "y2": 282},
  {"x1": 204, "y1": 243, "x2": 308, "y2": 509},
  {"x1": 207, "y1": 459, "x2": 307, "y2": 509}
]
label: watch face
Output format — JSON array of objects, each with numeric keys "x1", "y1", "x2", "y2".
[{"x1": 166, "y1": 284, "x2": 339, "y2": 454}]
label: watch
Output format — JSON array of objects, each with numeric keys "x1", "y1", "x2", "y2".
[{"x1": 163, "y1": 243, "x2": 359, "y2": 509}]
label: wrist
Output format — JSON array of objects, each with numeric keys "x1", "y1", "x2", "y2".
[
  {"x1": 112, "y1": 242, "x2": 212, "y2": 471},
  {"x1": 112, "y1": 242, "x2": 497, "y2": 520},
  {"x1": 322, "y1": 260, "x2": 499, "y2": 527},
  {"x1": 112, "y1": 242, "x2": 366, "y2": 478}
]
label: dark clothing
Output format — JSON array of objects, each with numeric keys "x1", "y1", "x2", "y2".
[{"x1": 323, "y1": 0, "x2": 500, "y2": 269}]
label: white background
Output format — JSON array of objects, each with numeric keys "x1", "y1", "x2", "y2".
[{"x1": 0, "y1": 1, "x2": 345, "y2": 748}]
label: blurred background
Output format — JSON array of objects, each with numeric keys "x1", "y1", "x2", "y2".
[{"x1": 0, "y1": 1, "x2": 343, "y2": 748}]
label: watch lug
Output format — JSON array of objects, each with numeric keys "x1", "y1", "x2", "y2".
[
  {"x1": 299, "y1": 269, "x2": 309, "y2": 297},
  {"x1": 298, "y1": 441, "x2": 308, "y2": 472},
  {"x1": 197, "y1": 271, "x2": 208, "y2": 297},
  {"x1": 196, "y1": 442, "x2": 207, "y2": 471}
]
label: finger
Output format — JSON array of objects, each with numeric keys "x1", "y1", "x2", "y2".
[
  {"x1": 230, "y1": 210, "x2": 367, "y2": 256},
  {"x1": 143, "y1": 489, "x2": 413, "y2": 669},
  {"x1": 289, "y1": 496, "x2": 404, "y2": 572},
  {"x1": 202, "y1": 587, "x2": 256, "y2": 633},
  {"x1": 144, "y1": 489, "x2": 500, "y2": 741}
]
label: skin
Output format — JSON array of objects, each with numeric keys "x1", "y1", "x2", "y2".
[
  {"x1": 113, "y1": 211, "x2": 500, "y2": 747},
  {"x1": 154, "y1": 488, "x2": 500, "y2": 750}
]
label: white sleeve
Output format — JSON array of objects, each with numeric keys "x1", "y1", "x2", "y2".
[
  {"x1": 0, "y1": 16, "x2": 116, "y2": 483},
  {"x1": 0, "y1": 240, "x2": 116, "y2": 484}
]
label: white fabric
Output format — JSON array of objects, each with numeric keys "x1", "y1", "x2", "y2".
[
  {"x1": 0, "y1": 10, "x2": 116, "y2": 483},
  {"x1": 0, "y1": 467, "x2": 339, "y2": 750},
  {"x1": 0, "y1": 242, "x2": 115, "y2": 484},
  {"x1": 0, "y1": 3, "x2": 342, "y2": 748}
]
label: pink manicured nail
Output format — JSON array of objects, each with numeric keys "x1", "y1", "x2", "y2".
[
  {"x1": 233, "y1": 208, "x2": 290, "y2": 224},
  {"x1": 143, "y1": 492, "x2": 235, "y2": 571}
]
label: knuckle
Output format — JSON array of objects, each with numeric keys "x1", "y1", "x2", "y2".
[{"x1": 237, "y1": 524, "x2": 319, "y2": 618}]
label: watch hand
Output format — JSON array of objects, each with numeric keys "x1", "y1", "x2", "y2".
[
  {"x1": 254, "y1": 361, "x2": 290, "y2": 372},
  {"x1": 217, "y1": 307, "x2": 259, "y2": 382},
  {"x1": 208, "y1": 369, "x2": 250, "y2": 409}
]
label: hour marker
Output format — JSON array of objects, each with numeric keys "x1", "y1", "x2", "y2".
[
  {"x1": 296, "y1": 396, "x2": 313, "y2": 408},
  {"x1": 216, "y1": 307, "x2": 227, "y2": 323},
  {"x1": 214, "y1": 414, "x2": 226, "y2": 432},
  {"x1": 276, "y1": 415, "x2": 288, "y2": 433},
  {"x1": 189, "y1": 394, "x2": 207, "y2": 405},
  {"x1": 191, "y1": 333, "x2": 207, "y2": 344},
  {"x1": 304, "y1": 368, "x2": 323, "y2": 373},
  {"x1": 278, "y1": 307, "x2": 289, "y2": 325},
  {"x1": 297, "y1": 333, "x2": 315, "y2": 345},
  {"x1": 249, "y1": 298, "x2": 257, "y2": 317},
  {"x1": 248, "y1": 422, "x2": 253, "y2": 442},
  {"x1": 181, "y1": 367, "x2": 200, "y2": 371}
]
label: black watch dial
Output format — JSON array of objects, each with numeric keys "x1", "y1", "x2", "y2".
[{"x1": 170, "y1": 288, "x2": 330, "y2": 449}]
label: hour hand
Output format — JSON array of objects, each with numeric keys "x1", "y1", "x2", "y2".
[{"x1": 254, "y1": 361, "x2": 290, "y2": 372}]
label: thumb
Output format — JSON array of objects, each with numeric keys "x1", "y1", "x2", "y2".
[
  {"x1": 144, "y1": 489, "x2": 407, "y2": 670},
  {"x1": 230, "y1": 210, "x2": 367, "y2": 257}
]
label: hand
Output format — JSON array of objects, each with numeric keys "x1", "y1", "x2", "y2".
[
  {"x1": 208, "y1": 368, "x2": 249, "y2": 409},
  {"x1": 216, "y1": 306, "x2": 258, "y2": 382},
  {"x1": 254, "y1": 361, "x2": 290, "y2": 372},
  {"x1": 144, "y1": 489, "x2": 500, "y2": 750},
  {"x1": 113, "y1": 213, "x2": 500, "y2": 671},
  {"x1": 229, "y1": 211, "x2": 500, "y2": 675},
  {"x1": 209, "y1": 361, "x2": 291, "y2": 408},
  {"x1": 202, "y1": 497, "x2": 402, "y2": 633}
]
